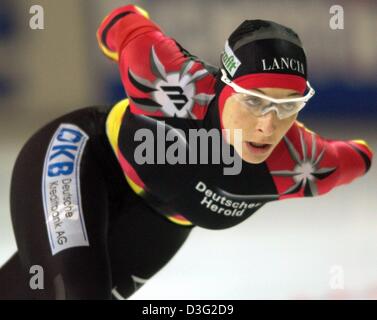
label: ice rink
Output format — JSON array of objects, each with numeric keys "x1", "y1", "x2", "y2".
[{"x1": 1, "y1": 119, "x2": 376, "y2": 300}]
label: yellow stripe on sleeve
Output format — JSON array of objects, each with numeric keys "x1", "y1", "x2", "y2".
[
  {"x1": 134, "y1": 5, "x2": 150, "y2": 19},
  {"x1": 98, "y1": 40, "x2": 119, "y2": 62},
  {"x1": 106, "y1": 99, "x2": 129, "y2": 154},
  {"x1": 351, "y1": 139, "x2": 373, "y2": 153},
  {"x1": 96, "y1": 13, "x2": 119, "y2": 62}
]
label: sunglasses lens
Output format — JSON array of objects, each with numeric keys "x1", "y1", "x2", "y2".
[
  {"x1": 222, "y1": 70, "x2": 313, "y2": 119},
  {"x1": 234, "y1": 94, "x2": 304, "y2": 119}
]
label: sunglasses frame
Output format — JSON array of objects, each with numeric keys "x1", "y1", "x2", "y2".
[{"x1": 220, "y1": 68, "x2": 315, "y2": 104}]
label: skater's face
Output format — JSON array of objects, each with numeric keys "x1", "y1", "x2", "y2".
[{"x1": 222, "y1": 87, "x2": 301, "y2": 164}]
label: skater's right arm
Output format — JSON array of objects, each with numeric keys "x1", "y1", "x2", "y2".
[{"x1": 97, "y1": 4, "x2": 216, "y2": 119}]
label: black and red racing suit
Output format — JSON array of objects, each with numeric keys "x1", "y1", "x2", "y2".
[
  {"x1": 0, "y1": 4, "x2": 372, "y2": 300},
  {"x1": 98, "y1": 5, "x2": 373, "y2": 229}
]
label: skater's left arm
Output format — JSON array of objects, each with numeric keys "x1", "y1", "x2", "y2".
[{"x1": 295, "y1": 121, "x2": 373, "y2": 194}]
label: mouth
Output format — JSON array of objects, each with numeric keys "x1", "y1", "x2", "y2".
[{"x1": 245, "y1": 141, "x2": 273, "y2": 154}]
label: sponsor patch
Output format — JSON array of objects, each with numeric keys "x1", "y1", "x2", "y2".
[
  {"x1": 42, "y1": 124, "x2": 89, "y2": 255},
  {"x1": 222, "y1": 40, "x2": 241, "y2": 76}
]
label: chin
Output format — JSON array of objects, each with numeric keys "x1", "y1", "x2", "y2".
[{"x1": 242, "y1": 155, "x2": 268, "y2": 164}]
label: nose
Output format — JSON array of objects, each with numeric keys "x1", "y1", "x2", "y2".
[{"x1": 255, "y1": 110, "x2": 276, "y2": 136}]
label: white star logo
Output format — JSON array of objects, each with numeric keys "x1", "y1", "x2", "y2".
[
  {"x1": 127, "y1": 46, "x2": 215, "y2": 119},
  {"x1": 271, "y1": 129, "x2": 337, "y2": 196}
]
